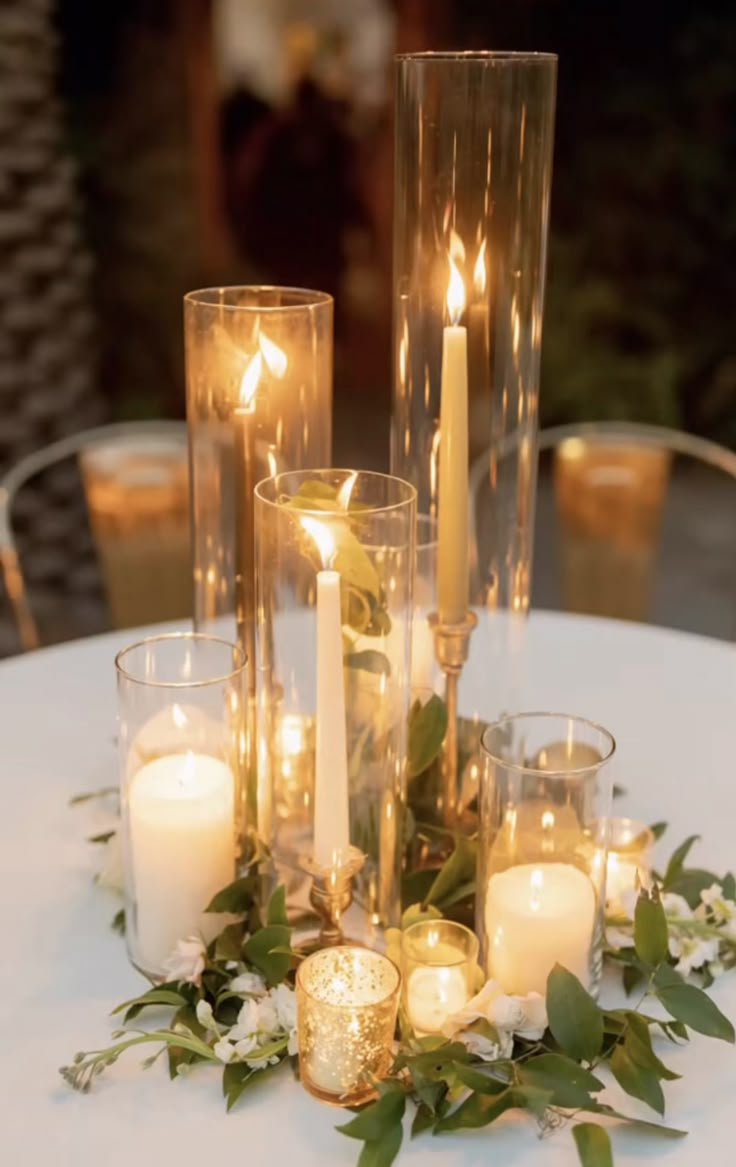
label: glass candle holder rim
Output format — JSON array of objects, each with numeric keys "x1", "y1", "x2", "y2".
[
  {"x1": 401, "y1": 919, "x2": 479, "y2": 966},
  {"x1": 480, "y1": 711, "x2": 617, "y2": 777},
  {"x1": 184, "y1": 286, "x2": 334, "y2": 312},
  {"x1": 115, "y1": 631, "x2": 247, "y2": 689},
  {"x1": 296, "y1": 945, "x2": 401, "y2": 1009},
  {"x1": 254, "y1": 468, "x2": 417, "y2": 517},
  {"x1": 607, "y1": 816, "x2": 655, "y2": 853},
  {"x1": 395, "y1": 50, "x2": 558, "y2": 65}
]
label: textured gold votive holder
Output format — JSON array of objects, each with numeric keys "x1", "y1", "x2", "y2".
[
  {"x1": 296, "y1": 946, "x2": 400, "y2": 1106},
  {"x1": 401, "y1": 919, "x2": 479, "y2": 1037}
]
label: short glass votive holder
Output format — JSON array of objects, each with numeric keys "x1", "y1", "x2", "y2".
[
  {"x1": 605, "y1": 817, "x2": 654, "y2": 910},
  {"x1": 116, "y1": 632, "x2": 247, "y2": 980},
  {"x1": 296, "y1": 946, "x2": 401, "y2": 1106},
  {"x1": 401, "y1": 920, "x2": 479, "y2": 1036},
  {"x1": 477, "y1": 713, "x2": 615, "y2": 999}
]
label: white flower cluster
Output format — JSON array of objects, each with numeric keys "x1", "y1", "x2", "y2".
[
  {"x1": 608, "y1": 883, "x2": 736, "y2": 978},
  {"x1": 441, "y1": 979, "x2": 547, "y2": 1060},
  {"x1": 163, "y1": 939, "x2": 298, "y2": 1068}
]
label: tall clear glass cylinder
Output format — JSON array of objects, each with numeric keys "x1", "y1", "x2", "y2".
[
  {"x1": 392, "y1": 54, "x2": 557, "y2": 820},
  {"x1": 254, "y1": 469, "x2": 416, "y2": 938}
]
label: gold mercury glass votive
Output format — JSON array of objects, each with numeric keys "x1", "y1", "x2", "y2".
[
  {"x1": 401, "y1": 920, "x2": 479, "y2": 1036},
  {"x1": 296, "y1": 946, "x2": 400, "y2": 1106},
  {"x1": 605, "y1": 817, "x2": 654, "y2": 909}
]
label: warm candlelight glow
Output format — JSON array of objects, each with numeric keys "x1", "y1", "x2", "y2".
[
  {"x1": 473, "y1": 238, "x2": 487, "y2": 296},
  {"x1": 336, "y1": 471, "x2": 358, "y2": 511},
  {"x1": 259, "y1": 330, "x2": 288, "y2": 378},
  {"x1": 446, "y1": 254, "x2": 466, "y2": 325},
  {"x1": 300, "y1": 515, "x2": 336, "y2": 568},
  {"x1": 238, "y1": 351, "x2": 262, "y2": 410},
  {"x1": 402, "y1": 919, "x2": 478, "y2": 1036},
  {"x1": 172, "y1": 703, "x2": 187, "y2": 729}
]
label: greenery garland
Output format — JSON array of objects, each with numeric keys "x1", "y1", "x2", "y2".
[{"x1": 61, "y1": 827, "x2": 735, "y2": 1167}]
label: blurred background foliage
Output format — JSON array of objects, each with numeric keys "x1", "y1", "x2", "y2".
[{"x1": 52, "y1": 0, "x2": 735, "y2": 447}]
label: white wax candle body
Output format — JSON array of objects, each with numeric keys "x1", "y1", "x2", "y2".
[
  {"x1": 407, "y1": 964, "x2": 469, "y2": 1036},
  {"x1": 128, "y1": 752, "x2": 235, "y2": 973},
  {"x1": 485, "y1": 863, "x2": 596, "y2": 996},
  {"x1": 437, "y1": 324, "x2": 469, "y2": 625},
  {"x1": 313, "y1": 569, "x2": 350, "y2": 867}
]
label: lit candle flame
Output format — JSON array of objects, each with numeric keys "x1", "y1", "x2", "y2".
[
  {"x1": 259, "y1": 330, "x2": 288, "y2": 379},
  {"x1": 301, "y1": 515, "x2": 336, "y2": 569},
  {"x1": 446, "y1": 254, "x2": 466, "y2": 326},
  {"x1": 238, "y1": 350, "x2": 262, "y2": 411},
  {"x1": 336, "y1": 471, "x2": 357, "y2": 511},
  {"x1": 449, "y1": 228, "x2": 466, "y2": 264},
  {"x1": 473, "y1": 238, "x2": 487, "y2": 296}
]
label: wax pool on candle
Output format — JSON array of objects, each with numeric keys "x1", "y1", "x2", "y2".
[
  {"x1": 485, "y1": 863, "x2": 596, "y2": 996},
  {"x1": 128, "y1": 752, "x2": 235, "y2": 974},
  {"x1": 313, "y1": 567, "x2": 350, "y2": 868},
  {"x1": 437, "y1": 257, "x2": 469, "y2": 626},
  {"x1": 407, "y1": 962, "x2": 469, "y2": 1036}
]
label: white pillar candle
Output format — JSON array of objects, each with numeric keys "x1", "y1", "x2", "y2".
[
  {"x1": 437, "y1": 256, "x2": 469, "y2": 626},
  {"x1": 128, "y1": 751, "x2": 235, "y2": 974},
  {"x1": 313, "y1": 568, "x2": 350, "y2": 867},
  {"x1": 485, "y1": 862, "x2": 596, "y2": 996},
  {"x1": 407, "y1": 963, "x2": 470, "y2": 1036}
]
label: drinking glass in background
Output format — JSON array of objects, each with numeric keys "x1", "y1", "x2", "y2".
[{"x1": 81, "y1": 428, "x2": 192, "y2": 627}]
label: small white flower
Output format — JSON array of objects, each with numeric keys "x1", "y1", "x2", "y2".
[
  {"x1": 246, "y1": 1054, "x2": 280, "y2": 1071},
  {"x1": 229, "y1": 972, "x2": 267, "y2": 996},
  {"x1": 441, "y1": 978, "x2": 547, "y2": 1057},
  {"x1": 668, "y1": 933, "x2": 719, "y2": 976},
  {"x1": 229, "y1": 998, "x2": 259, "y2": 1042},
  {"x1": 213, "y1": 1039, "x2": 235, "y2": 1064},
  {"x1": 254, "y1": 995, "x2": 279, "y2": 1035},
  {"x1": 459, "y1": 1028, "x2": 513, "y2": 1062},
  {"x1": 287, "y1": 1028, "x2": 299, "y2": 1056},
  {"x1": 272, "y1": 984, "x2": 297, "y2": 1032},
  {"x1": 700, "y1": 884, "x2": 736, "y2": 937},
  {"x1": 708, "y1": 959, "x2": 726, "y2": 979},
  {"x1": 164, "y1": 937, "x2": 206, "y2": 986},
  {"x1": 606, "y1": 924, "x2": 633, "y2": 951},
  {"x1": 195, "y1": 1000, "x2": 216, "y2": 1030},
  {"x1": 661, "y1": 893, "x2": 693, "y2": 920},
  {"x1": 234, "y1": 1036, "x2": 258, "y2": 1059}
]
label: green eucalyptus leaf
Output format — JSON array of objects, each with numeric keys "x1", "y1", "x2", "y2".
[
  {"x1": 346, "y1": 650, "x2": 392, "y2": 676},
  {"x1": 666, "y1": 868, "x2": 721, "y2": 909},
  {"x1": 546, "y1": 965, "x2": 604, "y2": 1063},
  {"x1": 423, "y1": 835, "x2": 477, "y2": 910},
  {"x1": 520, "y1": 1053, "x2": 604, "y2": 1108},
  {"x1": 111, "y1": 908, "x2": 126, "y2": 935},
  {"x1": 625, "y1": 1013, "x2": 681, "y2": 1080},
  {"x1": 722, "y1": 872, "x2": 736, "y2": 900},
  {"x1": 583, "y1": 1102, "x2": 686, "y2": 1137},
  {"x1": 663, "y1": 835, "x2": 700, "y2": 887},
  {"x1": 112, "y1": 987, "x2": 189, "y2": 1023},
  {"x1": 623, "y1": 963, "x2": 647, "y2": 996},
  {"x1": 609, "y1": 1044, "x2": 665, "y2": 1115},
  {"x1": 243, "y1": 924, "x2": 292, "y2": 986},
  {"x1": 654, "y1": 965, "x2": 735, "y2": 1042},
  {"x1": 267, "y1": 885, "x2": 288, "y2": 927},
  {"x1": 411, "y1": 1104, "x2": 436, "y2": 1139},
  {"x1": 649, "y1": 821, "x2": 668, "y2": 842},
  {"x1": 206, "y1": 875, "x2": 259, "y2": 915},
  {"x1": 433, "y1": 1088, "x2": 515, "y2": 1132},
  {"x1": 509, "y1": 1085, "x2": 553, "y2": 1117},
  {"x1": 356, "y1": 1121, "x2": 404, "y2": 1167},
  {"x1": 453, "y1": 1063, "x2": 509, "y2": 1094},
  {"x1": 215, "y1": 922, "x2": 246, "y2": 962},
  {"x1": 88, "y1": 829, "x2": 117, "y2": 844},
  {"x1": 572, "y1": 1123, "x2": 614, "y2": 1167},
  {"x1": 337, "y1": 1089, "x2": 405, "y2": 1141},
  {"x1": 408, "y1": 695, "x2": 448, "y2": 779},
  {"x1": 634, "y1": 890, "x2": 668, "y2": 967}
]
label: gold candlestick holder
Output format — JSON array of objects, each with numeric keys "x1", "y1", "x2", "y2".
[
  {"x1": 300, "y1": 847, "x2": 365, "y2": 948},
  {"x1": 429, "y1": 610, "x2": 478, "y2": 827}
]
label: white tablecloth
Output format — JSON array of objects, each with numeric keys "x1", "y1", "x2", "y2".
[{"x1": 1, "y1": 612, "x2": 734, "y2": 1166}]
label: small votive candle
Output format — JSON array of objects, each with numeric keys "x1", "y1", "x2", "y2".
[
  {"x1": 401, "y1": 920, "x2": 478, "y2": 1036},
  {"x1": 485, "y1": 862, "x2": 596, "y2": 996},
  {"x1": 296, "y1": 946, "x2": 400, "y2": 1106},
  {"x1": 606, "y1": 817, "x2": 654, "y2": 909}
]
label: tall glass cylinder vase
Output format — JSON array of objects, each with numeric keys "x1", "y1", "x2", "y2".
[
  {"x1": 116, "y1": 632, "x2": 247, "y2": 980},
  {"x1": 476, "y1": 713, "x2": 615, "y2": 999},
  {"x1": 392, "y1": 53, "x2": 557, "y2": 832},
  {"x1": 185, "y1": 287, "x2": 333, "y2": 839},
  {"x1": 254, "y1": 469, "x2": 416, "y2": 940}
]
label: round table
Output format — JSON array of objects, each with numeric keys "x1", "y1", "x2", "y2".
[{"x1": 1, "y1": 612, "x2": 734, "y2": 1166}]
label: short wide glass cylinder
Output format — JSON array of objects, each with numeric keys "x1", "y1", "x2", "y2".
[
  {"x1": 254, "y1": 469, "x2": 416, "y2": 936},
  {"x1": 476, "y1": 713, "x2": 615, "y2": 998},
  {"x1": 392, "y1": 53, "x2": 557, "y2": 809},
  {"x1": 184, "y1": 287, "x2": 333, "y2": 657},
  {"x1": 401, "y1": 919, "x2": 478, "y2": 1037},
  {"x1": 116, "y1": 633, "x2": 246, "y2": 980},
  {"x1": 296, "y1": 946, "x2": 400, "y2": 1106}
]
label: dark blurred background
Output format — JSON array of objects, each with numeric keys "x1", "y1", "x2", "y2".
[{"x1": 3, "y1": 0, "x2": 731, "y2": 474}]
